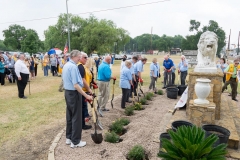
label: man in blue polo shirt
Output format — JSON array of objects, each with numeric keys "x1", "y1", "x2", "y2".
[
  {"x1": 62, "y1": 50, "x2": 93, "y2": 148},
  {"x1": 133, "y1": 57, "x2": 147, "y2": 96},
  {"x1": 162, "y1": 55, "x2": 174, "y2": 88},
  {"x1": 97, "y1": 56, "x2": 116, "y2": 111},
  {"x1": 178, "y1": 55, "x2": 188, "y2": 85}
]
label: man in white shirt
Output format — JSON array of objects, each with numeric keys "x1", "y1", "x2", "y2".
[{"x1": 15, "y1": 54, "x2": 30, "y2": 99}]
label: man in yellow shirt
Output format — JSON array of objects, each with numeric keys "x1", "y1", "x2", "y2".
[{"x1": 222, "y1": 59, "x2": 240, "y2": 101}]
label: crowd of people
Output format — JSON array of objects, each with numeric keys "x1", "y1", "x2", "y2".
[{"x1": 1, "y1": 49, "x2": 239, "y2": 148}]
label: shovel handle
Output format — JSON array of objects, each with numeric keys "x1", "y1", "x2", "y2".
[{"x1": 91, "y1": 107, "x2": 97, "y2": 123}]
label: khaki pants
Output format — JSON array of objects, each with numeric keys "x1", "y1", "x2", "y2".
[{"x1": 98, "y1": 81, "x2": 110, "y2": 109}]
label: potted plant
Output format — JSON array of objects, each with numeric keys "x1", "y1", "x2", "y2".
[{"x1": 158, "y1": 125, "x2": 227, "y2": 160}]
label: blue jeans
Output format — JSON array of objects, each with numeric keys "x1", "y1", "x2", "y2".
[{"x1": 44, "y1": 66, "x2": 48, "y2": 76}]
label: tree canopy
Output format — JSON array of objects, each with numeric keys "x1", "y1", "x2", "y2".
[
  {"x1": 2, "y1": 24, "x2": 42, "y2": 53},
  {"x1": 44, "y1": 14, "x2": 130, "y2": 54}
]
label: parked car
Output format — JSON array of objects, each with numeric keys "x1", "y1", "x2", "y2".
[
  {"x1": 115, "y1": 54, "x2": 123, "y2": 60},
  {"x1": 126, "y1": 54, "x2": 132, "y2": 60}
]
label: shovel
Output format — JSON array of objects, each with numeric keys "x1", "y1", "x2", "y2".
[
  {"x1": 88, "y1": 99, "x2": 103, "y2": 144},
  {"x1": 92, "y1": 83, "x2": 103, "y2": 117},
  {"x1": 138, "y1": 79, "x2": 145, "y2": 97},
  {"x1": 111, "y1": 79, "x2": 116, "y2": 108},
  {"x1": 132, "y1": 85, "x2": 135, "y2": 105},
  {"x1": 86, "y1": 93, "x2": 103, "y2": 130}
]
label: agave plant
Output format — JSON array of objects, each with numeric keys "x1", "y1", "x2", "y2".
[{"x1": 158, "y1": 125, "x2": 227, "y2": 160}]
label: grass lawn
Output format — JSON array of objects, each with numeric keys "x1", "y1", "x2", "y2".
[{"x1": 0, "y1": 54, "x2": 239, "y2": 153}]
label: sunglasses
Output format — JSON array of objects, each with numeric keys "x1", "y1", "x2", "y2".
[
  {"x1": 84, "y1": 57, "x2": 88, "y2": 59},
  {"x1": 235, "y1": 63, "x2": 239, "y2": 64}
]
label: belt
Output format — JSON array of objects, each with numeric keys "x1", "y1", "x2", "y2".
[{"x1": 180, "y1": 71, "x2": 187, "y2": 72}]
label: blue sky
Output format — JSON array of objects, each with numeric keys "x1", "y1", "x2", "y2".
[{"x1": 0, "y1": 0, "x2": 239, "y2": 48}]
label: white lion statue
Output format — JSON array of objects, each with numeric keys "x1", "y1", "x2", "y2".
[{"x1": 195, "y1": 31, "x2": 218, "y2": 68}]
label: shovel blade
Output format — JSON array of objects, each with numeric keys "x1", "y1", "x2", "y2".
[{"x1": 91, "y1": 133, "x2": 103, "y2": 144}]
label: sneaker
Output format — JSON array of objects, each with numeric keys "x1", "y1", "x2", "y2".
[
  {"x1": 82, "y1": 125, "x2": 92, "y2": 130},
  {"x1": 126, "y1": 100, "x2": 132, "y2": 103},
  {"x1": 66, "y1": 138, "x2": 71, "y2": 145},
  {"x1": 70, "y1": 141, "x2": 86, "y2": 148},
  {"x1": 102, "y1": 108, "x2": 109, "y2": 111},
  {"x1": 162, "y1": 86, "x2": 167, "y2": 89}
]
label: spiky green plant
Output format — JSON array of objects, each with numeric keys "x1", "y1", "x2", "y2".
[
  {"x1": 104, "y1": 131, "x2": 120, "y2": 143},
  {"x1": 145, "y1": 94, "x2": 152, "y2": 100},
  {"x1": 134, "y1": 103, "x2": 144, "y2": 110},
  {"x1": 124, "y1": 106, "x2": 134, "y2": 116},
  {"x1": 158, "y1": 125, "x2": 227, "y2": 160},
  {"x1": 117, "y1": 118, "x2": 130, "y2": 126},
  {"x1": 127, "y1": 145, "x2": 146, "y2": 160},
  {"x1": 157, "y1": 90, "x2": 163, "y2": 95},
  {"x1": 109, "y1": 121, "x2": 124, "y2": 135},
  {"x1": 148, "y1": 92, "x2": 154, "y2": 97},
  {"x1": 139, "y1": 98, "x2": 147, "y2": 105}
]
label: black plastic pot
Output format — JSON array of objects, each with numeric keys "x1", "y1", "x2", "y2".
[
  {"x1": 166, "y1": 84, "x2": 178, "y2": 88},
  {"x1": 202, "y1": 124, "x2": 230, "y2": 147},
  {"x1": 159, "y1": 132, "x2": 171, "y2": 148},
  {"x1": 172, "y1": 120, "x2": 193, "y2": 132},
  {"x1": 177, "y1": 85, "x2": 187, "y2": 96},
  {"x1": 166, "y1": 87, "x2": 178, "y2": 99}
]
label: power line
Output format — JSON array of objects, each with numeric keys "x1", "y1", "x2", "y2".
[{"x1": 0, "y1": 0, "x2": 170, "y2": 25}]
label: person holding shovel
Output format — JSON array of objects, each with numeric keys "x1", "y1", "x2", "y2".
[
  {"x1": 62, "y1": 50, "x2": 93, "y2": 148},
  {"x1": 97, "y1": 56, "x2": 116, "y2": 112},
  {"x1": 120, "y1": 60, "x2": 133, "y2": 108},
  {"x1": 133, "y1": 57, "x2": 147, "y2": 96}
]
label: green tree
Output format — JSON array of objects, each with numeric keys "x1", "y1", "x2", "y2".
[
  {"x1": 189, "y1": 20, "x2": 201, "y2": 32},
  {"x1": 3, "y1": 24, "x2": 27, "y2": 50},
  {"x1": 21, "y1": 29, "x2": 41, "y2": 54}
]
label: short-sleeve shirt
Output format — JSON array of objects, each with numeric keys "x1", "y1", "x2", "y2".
[
  {"x1": 78, "y1": 63, "x2": 85, "y2": 79},
  {"x1": 62, "y1": 60, "x2": 83, "y2": 90},
  {"x1": 163, "y1": 59, "x2": 174, "y2": 69},
  {"x1": 120, "y1": 66, "x2": 132, "y2": 89},
  {"x1": 178, "y1": 60, "x2": 188, "y2": 72},
  {"x1": 134, "y1": 60, "x2": 143, "y2": 75},
  {"x1": 150, "y1": 62, "x2": 158, "y2": 77},
  {"x1": 130, "y1": 60, "x2": 135, "y2": 75}
]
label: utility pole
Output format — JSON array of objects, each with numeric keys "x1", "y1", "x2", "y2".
[
  {"x1": 238, "y1": 31, "x2": 240, "y2": 55},
  {"x1": 66, "y1": 0, "x2": 71, "y2": 52},
  {"x1": 151, "y1": 27, "x2": 153, "y2": 54}
]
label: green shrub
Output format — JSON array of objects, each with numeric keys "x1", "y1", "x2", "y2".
[
  {"x1": 117, "y1": 118, "x2": 130, "y2": 126},
  {"x1": 124, "y1": 106, "x2": 134, "y2": 116},
  {"x1": 157, "y1": 90, "x2": 163, "y2": 95},
  {"x1": 139, "y1": 98, "x2": 147, "y2": 105},
  {"x1": 145, "y1": 94, "x2": 152, "y2": 100},
  {"x1": 158, "y1": 125, "x2": 227, "y2": 160},
  {"x1": 109, "y1": 121, "x2": 124, "y2": 134},
  {"x1": 148, "y1": 92, "x2": 154, "y2": 97},
  {"x1": 127, "y1": 145, "x2": 146, "y2": 160},
  {"x1": 104, "y1": 131, "x2": 120, "y2": 143},
  {"x1": 134, "y1": 103, "x2": 144, "y2": 110}
]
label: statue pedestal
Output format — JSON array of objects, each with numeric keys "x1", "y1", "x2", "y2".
[
  {"x1": 189, "y1": 100, "x2": 216, "y2": 126},
  {"x1": 187, "y1": 69, "x2": 223, "y2": 120},
  {"x1": 194, "y1": 67, "x2": 218, "y2": 73}
]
